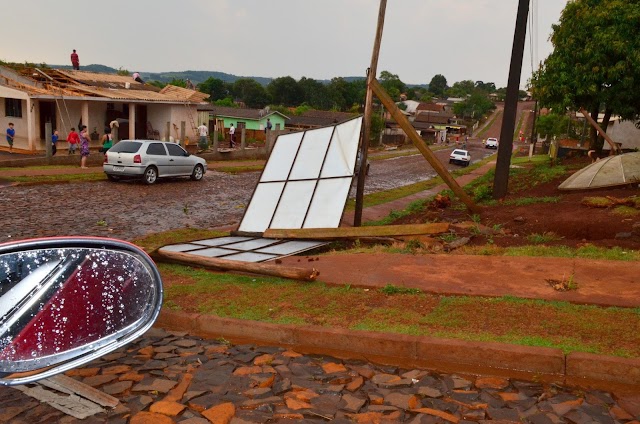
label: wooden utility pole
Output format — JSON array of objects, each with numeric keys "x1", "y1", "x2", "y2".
[
  {"x1": 493, "y1": 0, "x2": 530, "y2": 199},
  {"x1": 579, "y1": 108, "x2": 620, "y2": 153},
  {"x1": 371, "y1": 79, "x2": 481, "y2": 214},
  {"x1": 354, "y1": 0, "x2": 387, "y2": 227}
]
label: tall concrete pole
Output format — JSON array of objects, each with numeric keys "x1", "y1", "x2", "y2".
[{"x1": 493, "y1": 0, "x2": 530, "y2": 199}]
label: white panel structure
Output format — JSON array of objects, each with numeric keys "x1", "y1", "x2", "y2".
[
  {"x1": 237, "y1": 116, "x2": 363, "y2": 234},
  {"x1": 304, "y1": 178, "x2": 353, "y2": 228},
  {"x1": 321, "y1": 117, "x2": 362, "y2": 178},
  {"x1": 270, "y1": 180, "x2": 317, "y2": 229},
  {"x1": 238, "y1": 182, "x2": 285, "y2": 233},
  {"x1": 289, "y1": 127, "x2": 334, "y2": 180},
  {"x1": 261, "y1": 132, "x2": 304, "y2": 182},
  {"x1": 159, "y1": 237, "x2": 328, "y2": 263}
]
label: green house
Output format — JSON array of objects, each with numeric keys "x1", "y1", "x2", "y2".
[{"x1": 197, "y1": 105, "x2": 288, "y2": 132}]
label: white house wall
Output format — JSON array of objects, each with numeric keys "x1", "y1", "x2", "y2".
[
  {"x1": 0, "y1": 86, "x2": 29, "y2": 150},
  {"x1": 147, "y1": 104, "x2": 172, "y2": 141},
  {"x1": 170, "y1": 105, "x2": 198, "y2": 142}
]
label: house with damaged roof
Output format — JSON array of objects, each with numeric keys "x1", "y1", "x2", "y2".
[{"x1": 0, "y1": 66, "x2": 209, "y2": 152}]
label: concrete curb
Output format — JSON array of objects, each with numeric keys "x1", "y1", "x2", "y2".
[{"x1": 155, "y1": 309, "x2": 640, "y2": 392}]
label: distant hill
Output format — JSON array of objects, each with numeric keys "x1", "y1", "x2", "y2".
[{"x1": 49, "y1": 64, "x2": 370, "y2": 86}]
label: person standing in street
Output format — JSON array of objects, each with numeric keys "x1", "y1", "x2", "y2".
[
  {"x1": 51, "y1": 129, "x2": 59, "y2": 156},
  {"x1": 70, "y1": 49, "x2": 80, "y2": 70},
  {"x1": 229, "y1": 123, "x2": 236, "y2": 148},
  {"x1": 197, "y1": 123, "x2": 209, "y2": 150},
  {"x1": 79, "y1": 125, "x2": 90, "y2": 168},
  {"x1": 265, "y1": 118, "x2": 272, "y2": 133},
  {"x1": 6, "y1": 123, "x2": 15, "y2": 153}
]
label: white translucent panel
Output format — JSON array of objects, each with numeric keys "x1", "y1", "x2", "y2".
[
  {"x1": 270, "y1": 181, "x2": 317, "y2": 229},
  {"x1": 261, "y1": 132, "x2": 304, "y2": 182},
  {"x1": 304, "y1": 178, "x2": 352, "y2": 228},
  {"x1": 225, "y1": 238, "x2": 280, "y2": 250},
  {"x1": 256, "y1": 240, "x2": 327, "y2": 255},
  {"x1": 192, "y1": 237, "x2": 253, "y2": 246},
  {"x1": 191, "y1": 247, "x2": 236, "y2": 258},
  {"x1": 321, "y1": 117, "x2": 362, "y2": 178},
  {"x1": 158, "y1": 243, "x2": 206, "y2": 253},
  {"x1": 238, "y1": 182, "x2": 285, "y2": 233},
  {"x1": 289, "y1": 127, "x2": 334, "y2": 180},
  {"x1": 221, "y1": 252, "x2": 279, "y2": 262}
]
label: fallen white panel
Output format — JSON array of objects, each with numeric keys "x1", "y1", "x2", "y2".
[
  {"x1": 289, "y1": 126, "x2": 334, "y2": 180},
  {"x1": 261, "y1": 132, "x2": 304, "y2": 182},
  {"x1": 190, "y1": 247, "x2": 236, "y2": 258},
  {"x1": 321, "y1": 117, "x2": 362, "y2": 178},
  {"x1": 255, "y1": 240, "x2": 327, "y2": 255},
  {"x1": 191, "y1": 237, "x2": 254, "y2": 246},
  {"x1": 221, "y1": 252, "x2": 280, "y2": 262},
  {"x1": 304, "y1": 177, "x2": 352, "y2": 228},
  {"x1": 225, "y1": 238, "x2": 281, "y2": 250},
  {"x1": 270, "y1": 180, "x2": 317, "y2": 229},
  {"x1": 158, "y1": 243, "x2": 207, "y2": 253},
  {"x1": 238, "y1": 182, "x2": 285, "y2": 233}
]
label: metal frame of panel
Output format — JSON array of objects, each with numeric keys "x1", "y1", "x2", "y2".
[{"x1": 237, "y1": 116, "x2": 363, "y2": 234}]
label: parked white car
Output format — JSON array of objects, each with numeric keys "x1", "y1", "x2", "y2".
[
  {"x1": 103, "y1": 140, "x2": 207, "y2": 184},
  {"x1": 485, "y1": 137, "x2": 499, "y2": 149},
  {"x1": 449, "y1": 149, "x2": 471, "y2": 167}
]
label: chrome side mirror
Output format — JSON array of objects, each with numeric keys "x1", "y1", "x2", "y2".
[{"x1": 0, "y1": 238, "x2": 163, "y2": 386}]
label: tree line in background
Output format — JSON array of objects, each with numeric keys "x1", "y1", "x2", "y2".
[{"x1": 147, "y1": 71, "x2": 510, "y2": 119}]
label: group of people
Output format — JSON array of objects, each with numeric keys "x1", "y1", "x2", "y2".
[{"x1": 64, "y1": 126, "x2": 91, "y2": 168}]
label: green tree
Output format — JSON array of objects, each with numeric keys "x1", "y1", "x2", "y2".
[
  {"x1": 452, "y1": 90, "x2": 495, "y2": 120},
  {"x1": 530, "y1": 0, "x2": 640, "y2": 151},
  {"x1": 232, "y1": 78, "x2": 270, "y2": 108},
  {"x1": 298, "y1": 77, "x2": 332, "y2": 109},
  {"x1": 447, "y1": 80, "x2": 476, "y2": 98},
  {"x1": 379, "y1": 71, "x2": 406, "y2": 101},
  {"x1": 267, "y1": 76, "x2": 304, "y2": 107},
  {"x1": 198, "y1": 77, "x2": 229, "y2": 101},
  {"x1": 428, "y1": 74, "x2": 448, "y2": 97},
  {"x1": 168, "y1": 78, "x2": 187, "y2": 88}
]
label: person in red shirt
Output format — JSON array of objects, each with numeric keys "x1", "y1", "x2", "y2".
[
  {"x1": 67, "y1": 127, "x2": 80, "y2": 154},
  {"x1": 70, "y1": 50, "x2": 79, "y2": 70}
]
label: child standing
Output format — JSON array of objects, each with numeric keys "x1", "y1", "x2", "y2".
[
  {"x1": 6, "y1": 123, "x2": 15, "y2": 153},
  {"x1": 67, "y1": 127, "x2": 79, "y2": 154},
  {"x1": 51, "y1": 130, "x2": 59, "y2": 156}
]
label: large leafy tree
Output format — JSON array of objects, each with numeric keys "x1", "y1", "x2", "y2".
[
  {"x1": 198, "y1": 77, "x2": 229, "y2": 101},
  {"x1": 232, "y1": 78, "x2": 270, "y2": 108},
  {"x1": 530, "y1": 0, "x2": 640, "y2": 150},
  {"x1": 267, "y1": 76, "x2": 304, "y2": 107},
  {"x1": 447, "y1": 80, "x2": 476, "y2": 98},
  {"x1": 298, "y1": 77, "x2": 332, "y2": 110},
  {"x1": 428, "y1": 74, "x2": 448, "y2": 97},
  {"x1": 379, "y1": 71, "x2": 407, "y2": 101}
]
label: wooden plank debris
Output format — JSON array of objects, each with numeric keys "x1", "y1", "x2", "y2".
[
  {"x1": 14, "y1": 385, "x2": 105, "y2": 420},
  {"x1": 156, "y1": 250, "x2": 320, "y2": 281},
  {"x1": 263, "y1": 223, "x2": 450, "y2": 240},
  {"x1": 45, "y1": 374, "x2": 119, "y2": 408}
]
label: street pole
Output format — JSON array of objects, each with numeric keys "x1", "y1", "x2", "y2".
[
  {"x1": 355, "y1": 0, "x2": 387, "y2": 227},
  {"x1": 493, "y1": 0, "x2": 529, "y2": 199}
]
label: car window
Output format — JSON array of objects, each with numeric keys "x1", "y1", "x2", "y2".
[
  {"x1": 109, "y1": 141, "x2": 142, "y2": 153},
  {"x1": 166, "y1": 143, "x2": 187, "y2": 157},
  {"x1": 147, "y1": 143, "x2": 167, "y2": 156}
]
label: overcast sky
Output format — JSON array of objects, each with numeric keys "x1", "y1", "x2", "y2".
[{"x1": 1, "y1": 0, "x2": 567, "y2": 89}]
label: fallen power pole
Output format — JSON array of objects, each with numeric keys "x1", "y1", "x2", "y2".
[{"x1": 156, "y1": 250, "x2": 320, "y2": 282}]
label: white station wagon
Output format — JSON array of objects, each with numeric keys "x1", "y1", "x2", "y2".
[
  {"x1": 449, "y1": 149, "x2": 471, "y2": 167},
  {"x1": 103, "y1": 140, "x2": 207, "y2": 184}
]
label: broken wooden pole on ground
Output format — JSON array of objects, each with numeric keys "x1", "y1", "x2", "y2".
[
  {"x1": 156, "y1": 250, "x2": 320, "y2": 281},
  {"x1": 369, "y1": 78, "x2": 482, "y2": 214},
  {"x1": 263, "y1": 222, "x2": 450, "y2": 240}
]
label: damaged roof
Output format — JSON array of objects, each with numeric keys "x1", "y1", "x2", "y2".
[{"x1": 0, "y1": 66, "x2": 208, "y2": 104}]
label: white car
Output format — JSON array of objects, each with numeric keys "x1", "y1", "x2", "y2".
[
  {"x1": 104, "y1": 140, "x2": 207, "y2": 184},
  {"x1": 449, "y1": 149, "x2": 471, "y2": 167},
  {"x1": 485, "y1": 137, "x2": 499, "y2": 149}
]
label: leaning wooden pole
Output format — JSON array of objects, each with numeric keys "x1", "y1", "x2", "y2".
[
  {"x1": 156, "y1": 250, "x2": 320, "y2": 282},
  {"x1": 370, "y1": 78, "x2": 481, "y2": 214},
  {"x1": 579, "y1": 108, "x2": 620, "y2": 153},
  {"x1": 355, "y1": 0, "x2": 387, "y2": 227}
]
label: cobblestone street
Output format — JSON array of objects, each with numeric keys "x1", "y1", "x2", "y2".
[{"x1": 1, "y1": 329, "x2": 638, "y2": 423}]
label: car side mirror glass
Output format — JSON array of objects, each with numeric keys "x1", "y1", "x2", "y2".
[{"x1": 0, "y1": 238, "x2": 163, "y2": 386}]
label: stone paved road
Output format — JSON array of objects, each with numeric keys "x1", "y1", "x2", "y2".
[{"x1": 1, "y1": 329, "x2": 638, "y2": 423}]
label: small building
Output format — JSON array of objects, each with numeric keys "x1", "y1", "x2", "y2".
[{"x1": 0, "y1": 66, "x2": 208, "y2": 152}]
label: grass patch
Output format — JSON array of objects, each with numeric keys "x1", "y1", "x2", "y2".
[
  {"x1": 504, "y1": 196, "x2": 561, "y2": 206},
  {"x1": 132, "y1": 228, "x2": 229, "y2": 253},
  {"x1": 612, "y1": 206, "x2": 640, "y2": 217},
  {"x1": 160, "y1": 263, "x2": 640, "y2": 357},
  {"x1": 0, "y1": 165, "x2": 80, "y2": 171},
  {"x1": 457, "y1": 244, "x2": 640, "y2": 261},
  {"x1": 6, "y1": 173, "x2": 107, "y2": 184},
  {"x1": 526, "y1": 232, "x2": 563, "y2": 244}
]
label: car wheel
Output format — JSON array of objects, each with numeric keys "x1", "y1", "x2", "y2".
[
  {"x1": 465, "y1": 161, "x2": 470, "y2": 167},
  {"x1": 449, "y1": 159, "x2": 453, "y2": 164},
  {"x1": 191, "y1": 164, "x2": 204, "y2": 181},
  {"x1": 143, "y1": 166, "x2": 158, "y2": 185},
  {"x1": 106, "y1": 174, "x2": 120, "y2": 182}
]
